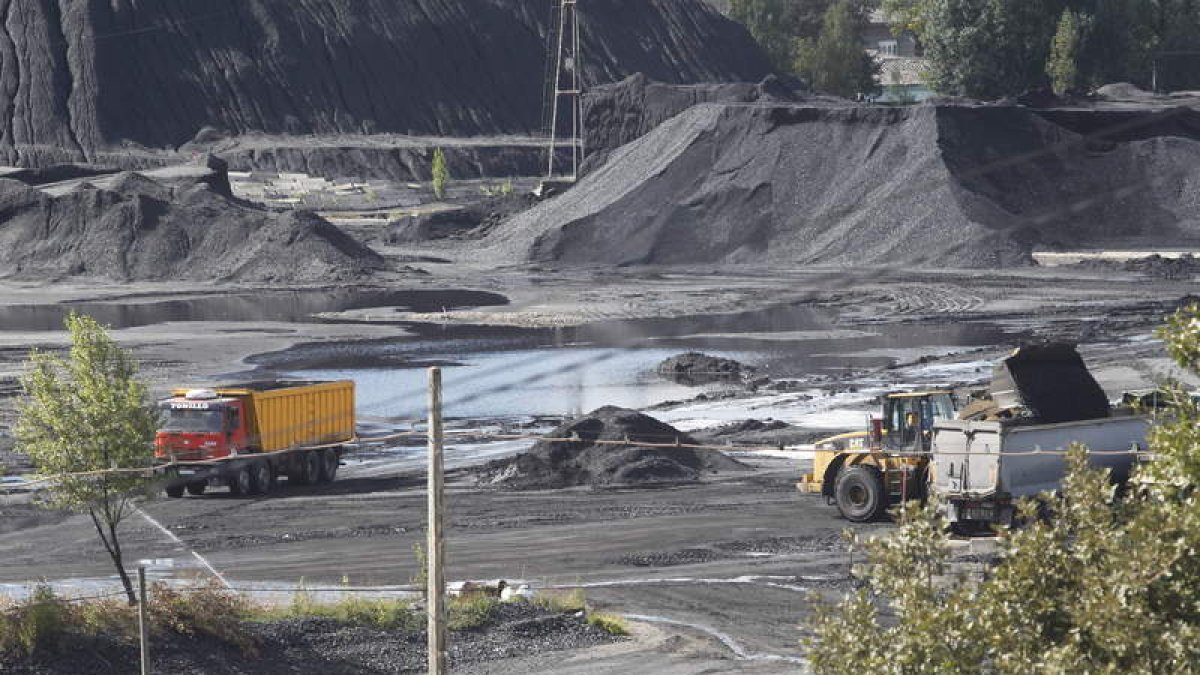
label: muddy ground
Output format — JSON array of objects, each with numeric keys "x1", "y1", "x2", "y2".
[{"x1": 0, "y1": 262, "x2": 1196, "y2": 672}]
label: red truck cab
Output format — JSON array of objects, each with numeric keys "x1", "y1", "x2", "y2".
[{"x1": 155, "y1": 389, "x2": 248, "y2": 462}]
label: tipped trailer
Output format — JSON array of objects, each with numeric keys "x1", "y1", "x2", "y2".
[
  {"x1": 930, "y1": 415, "x2": 1149, "y2": 531},
  {"x1": 930, "y1": 343, "x2": 1148, "y2": 531},
  {"x1": 155, "y1": 380, "x2": 355, "y2": 497}
]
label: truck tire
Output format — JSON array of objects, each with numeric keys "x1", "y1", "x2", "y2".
[
  {"x1": 229, "y1": 466, "x2": 252, "y2": 497},
  {"x1": 290, "y1": 451, "x2": 320, "y2": 486},
  {"x1": 318, "y1": 449, "x2": 339, "y2": 484},
  {"x1": 250, "y1": 462, "x2": 274, "y2": 495},
  {"x1": 186, "y1": 482, "x2": 207, "y2": 496},
  {"x1": 165, "y1": 484, "x2": 185, "y2": 499},
  {"x1": 834, "y1": 465, "x2": 886, "y2": 522}
]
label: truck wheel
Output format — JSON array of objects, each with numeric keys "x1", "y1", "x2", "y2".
[
  {"x1": 251, "y1": 462, "x2": 274, "y2": 495},
  {"x1": 165, "y1": 484, "x2": 185, "y2": 499},
  {"x1": 229, "y1": 467, "x2": 252, "y2": 497},
  {"x1": 289, "y1": 451, "x2": 320, "y2": 486},
  {"x1": 186, "y1": 482, "x2": 207, "y2": 496},
  {"x1": 834, "y1": 465, "x2": 886, "y2": 522},
  {"x1": 318, "y1": 449, "x2": 339, "y2": 484}
]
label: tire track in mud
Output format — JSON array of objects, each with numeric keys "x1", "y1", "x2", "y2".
[{"x1": 875, "y1": 283, "x2": 986, "y2": 316}]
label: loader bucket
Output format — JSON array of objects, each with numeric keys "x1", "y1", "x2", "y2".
[{"x1": 991, "y1": 343, "x2": 1110, "y2": 423}]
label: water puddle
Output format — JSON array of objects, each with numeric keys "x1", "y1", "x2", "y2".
[
  {"x1": 276, "y1": 304, "x2": 1026, "y2": 419},
  {"x1": 0, "y1": 288, "x2": 507, "y2": 332}
]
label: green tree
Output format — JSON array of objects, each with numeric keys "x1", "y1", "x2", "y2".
[
  {"x1": 919, "y1": 0, "x2": 1061, "y2": 98},
  {"x1": 1047, "y1": 9, "x2": 1082, "y2": 95},
  {"x1": 15, "y1": 314, "x2": 159, "y2": 605},
  {"x1": 805, "y1": 304, "x2": 1200, "y2": 672},
  {"x1": 431, "y1": 147, "x2": 449, "y2": 200},
  {"x1": 730, "y1": 0, "x2": 797, "y2": 71},
  {"x1": 794, "y1": 0, "x2": 881, "y2": 98}
]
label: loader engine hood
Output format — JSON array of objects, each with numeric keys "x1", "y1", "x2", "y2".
[{"x1": 991, "y1": 343, "x2": 1110, "y2": 423}]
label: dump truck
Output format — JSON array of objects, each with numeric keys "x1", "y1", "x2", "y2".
[
  {"x1": 796, "y1": 390, "x2": 958, "y2": 522},
  {"x1": 930, "y1": 344, "x2": 1148, "y2": 531},
  {"x1": 155, "y1": 380, "x2": 355, "y2": 497}
]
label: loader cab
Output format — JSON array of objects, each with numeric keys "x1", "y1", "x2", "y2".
[{"x1": 877, "y1": 391, "x2": 955, "y2": 453}]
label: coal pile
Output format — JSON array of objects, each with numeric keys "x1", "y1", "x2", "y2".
[
  {"x1": 0, "y1": 162, "x2": 383, "y2": 283},
  {"x1": 387, "y1": 194, "x2": 536, "y2": 243},
  {"x1": 481, "y1": 103, "x2": 1200, "y2": 269},
  {"x1": 476, "y1": 407, "x2": 747, "y2": 490},
  {"x1": 0, "y1": 0, "x2": 769, "y2": 165},
  {"x1": 656, "y1": 351, "x2": 752, "y2": 385},
  {"x1": 584, "y1": 73, "x2": 807, "y2": 165},
  {"x1": 1072, "y1": 254, "x2": 1200, "y2": 280}
]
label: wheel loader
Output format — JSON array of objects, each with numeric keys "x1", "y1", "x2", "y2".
[{"x1": 796, "y1": 391, "x2": 957, "y2": 522}]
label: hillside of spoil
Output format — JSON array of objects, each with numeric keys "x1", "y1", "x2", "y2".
[
  {"x1": 583, "y1": 73, "x2": 810, "y2": 164},
  {"x1": 0, "y1": 161, "x2": 384, "y2": 282},
  {"x1": 481, "y1": 103, "x2": 1200, "y2": 268},
  {"x1": 0, "y1": 0, "x2": 769, "y2": 166}
]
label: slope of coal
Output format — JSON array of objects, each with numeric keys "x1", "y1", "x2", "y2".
[
  {"x1": 583, "y1": 73, "x2": 807, "y2": 163},
  {"x1": 483, "y1": 103, "x2": 1200, "y2": 268},
  {"x1": 0, "y1": 164, "x2": 383, "y2": 282},
  {"x1": 0, "y1": 0, "x2": 769, "y2": 165},
  {"x1": 476, "y1": 407, "x2": 747, "y2": 490}
]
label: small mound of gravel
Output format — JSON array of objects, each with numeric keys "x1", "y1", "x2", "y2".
[
  {"x1": 475, "y1": 406, "x2": 748, "y2": 490},
  {"x1": 656, "y1": 352, "x2": 751, "y2": 385}
]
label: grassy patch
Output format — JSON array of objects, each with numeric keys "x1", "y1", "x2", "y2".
[
  {"x1": 531, "y1": 588, "x2": 586, "y2": 613},
  {"x1": 448, "y1": 593, "x2": 499, "y2": 631},
  {"x1": 0, "y1": 581, "x2": 256, "y2": 658},
  {"x1": 250, "y1": 587, "x2": 419, "y2": 631},
  {"x1": 586, "y1": 611, "x2": 629, "y2": 636}
]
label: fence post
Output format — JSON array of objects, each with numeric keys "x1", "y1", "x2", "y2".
[
  {"x1": 427, "y1": 367, "x2": 447, "y2": 674},
  {"x1": 138, "y1": 566, "x2": 149, "y2": 675}
]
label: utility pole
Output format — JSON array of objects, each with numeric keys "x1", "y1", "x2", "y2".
[
  {"x1": 426, "y1": 367, "x2": 447, "y2": 674},
  {"x1": 546, "y1": 0, "x2": 583, "y2": 182},
  {"x1": 138, "y1": 566, "x2": 149, "y2": 675}
]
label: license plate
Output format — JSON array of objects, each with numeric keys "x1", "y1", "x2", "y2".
[
  {"x1": 962, "y1": 506, "x2": 994, "y2": 521},
  {"x1": 178, "y1": 469, "x2": 196, "y2": 476}
]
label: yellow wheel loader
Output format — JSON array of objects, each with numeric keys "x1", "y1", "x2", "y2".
[{"x1": 797, "y1": 391, "x2": 957, "y2": 522}]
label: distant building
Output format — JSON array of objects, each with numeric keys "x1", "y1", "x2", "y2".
[{"x1": 862, "y1": 10, "x2": 933, "y2": 103}]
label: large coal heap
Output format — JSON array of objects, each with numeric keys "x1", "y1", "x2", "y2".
[
  {"x1": 0, "y1": 163, "x2": 384, "y2": 282},
  {"x1": 0, "y1": 0, "x2": 770, "y2": 165},
  {"x1": 476, "y1": 406, "x2": 747, "y2": 490},
  {"x1": 481, "y1": 103, "x2": 1200, "y2": 269}
]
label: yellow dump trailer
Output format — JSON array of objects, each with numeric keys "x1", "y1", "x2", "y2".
[{"x1": 156, "y1": 380, "x2": 356, "y2": 498}]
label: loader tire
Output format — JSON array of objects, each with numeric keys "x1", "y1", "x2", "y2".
[
  {"x1": 834, "y1": 465, "x2": 886, "y2": 522},
  {"x1": 165, "y1": 484, "x2": 185, "y2": 499},
  {"x1": 186, "y1": 482, "x2": 207, "y2": 496}
]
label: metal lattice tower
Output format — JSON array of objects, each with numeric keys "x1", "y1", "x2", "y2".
[{"x1": 545, "y1": 0, "x2": 583, "y2": 182}]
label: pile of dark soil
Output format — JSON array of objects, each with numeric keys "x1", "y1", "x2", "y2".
[
  {"x1": 476, "y1": 406, "x2": 747, "y2": 490},
  {"x1": 1071, "y1": 254, "x2": 1200, "y2": 280},
  {"x1": 0, "y1": 161, "x2": 383, "y2": 282},
  {"x1": 2, "y1": 603, "x2": 616, "y2": 674},
  {"x1": 387, "y1": 194, "x2": 537, "y2": 243},
  {"x1": 656, "y1": 351, "x2": 752, "y2": 385},
  {"x1": 690, "y1": 419, "x2": 823, "y2": 447},
  {"x1": 0, "y1": 0, "x2": 768, "y2": 165},
  {"x1": 482, "y1": 103, "x2": 1200, "y2": 268},
  {"x1": 584, "y1": 73, "x2": 808, "y2": 165}
]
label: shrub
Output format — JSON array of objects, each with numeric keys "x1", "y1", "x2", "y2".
[
  {"x1": 586, "y1": 611, "x2": 629, "y2": 636},
  {"x1": 448, "y1": 593, "x2": 498, "y2": 631},
  {"x1": 0, "y1": 585, "x2": 71, "y2": 656},
  {"x1": 532, "y1": 588, "x2": 586, "y2": 613}
]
